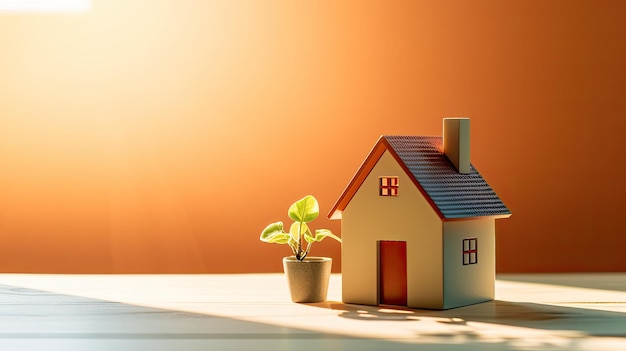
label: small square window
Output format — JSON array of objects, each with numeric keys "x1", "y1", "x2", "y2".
[
  {"x1": 379, "y1": 177, "x2": 399, "y2": 196},
  {"x1": 462, "y1": 238, "x2": 477, "y2": 265}
]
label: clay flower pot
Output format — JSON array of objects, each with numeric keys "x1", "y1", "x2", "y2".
[{"x1": 283, "y1": 256, "x2": 332, "y2": 303}]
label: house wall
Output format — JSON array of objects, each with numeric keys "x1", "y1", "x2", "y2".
[
  {"x1": 442, "y1": 219, "x2": 495, "y2": 309},
  {"x1": 341, "y1": 151, "x2": 443, "y2": 308}
]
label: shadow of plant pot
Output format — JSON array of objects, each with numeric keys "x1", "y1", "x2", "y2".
[{"x1": 283, "y1": 256, "x2": 332, "y2": 303}]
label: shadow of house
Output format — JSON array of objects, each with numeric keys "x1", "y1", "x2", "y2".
[
  {"x1": 2, "y1": 283, "x2": 624, "y2": 351},
  {"x1": 308, "y1": 299, "x2": 626, "y2": 346}
]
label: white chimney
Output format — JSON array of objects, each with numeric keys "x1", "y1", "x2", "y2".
[{"x1": 443, "y1": 118, "x2": 471, "y2": 174}]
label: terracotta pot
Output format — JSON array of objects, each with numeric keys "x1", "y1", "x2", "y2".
[{"x1": 282, "y1": 256, "x2": 332, "y2": 303}]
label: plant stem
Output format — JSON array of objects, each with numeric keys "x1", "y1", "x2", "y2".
[
  {"x1": 297, "y1": 221, "x2": 303, "y2": 260},
  {"x1": 290, "y1": 243, "x2": 297, "y2": 257},
  {"x1": 303, "y1": 241, "x2": 312, "y2": 260}
]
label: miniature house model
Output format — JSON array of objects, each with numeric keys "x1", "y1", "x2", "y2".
[{"x1": 328, "y1": 118, "x2": 511, "y2": 309}]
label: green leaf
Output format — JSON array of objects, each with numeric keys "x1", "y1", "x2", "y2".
[
  {"x1": 307, "y1": 228, "x2": 342, "y2": 243},
  {"x1": 304, "y1": 230, "x2": 315, "y2": 243},
  {"x1": 267, "y1": 232, "x2": 293, "y2": 244},
  {"x1": 289, "y1": 221, "x2": 309, "y2": 239},
  {"x1": 288, "y1": 195, "x2": 319, "y2": 223},
  {"x1": 260, "y1": 222, "x2": 291, "y2": 244}
]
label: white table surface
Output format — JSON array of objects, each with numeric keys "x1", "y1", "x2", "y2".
[{"x1": 0, "y1": 273, "x2": 624, "y2": 351}]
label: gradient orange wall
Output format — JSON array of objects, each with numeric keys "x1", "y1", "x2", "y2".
[{"x1": 0, "y1": 0, "x2": 624, "y2": 273}]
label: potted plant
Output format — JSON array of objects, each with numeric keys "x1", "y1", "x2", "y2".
[{"x1": 260, "y1": 195, "x2": 341, "y2": 303}]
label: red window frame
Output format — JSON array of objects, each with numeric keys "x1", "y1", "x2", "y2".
[
  {"x1": 379, "y1": 177, "x2": 399, "y2": 196},
  {"x1": 463, "y1": 238, "x2": 478, "y2": 265}
]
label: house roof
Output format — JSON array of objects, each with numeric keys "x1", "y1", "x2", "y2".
[{"x1": 328, "y1": 135, "x2": 512, "y2": 221}]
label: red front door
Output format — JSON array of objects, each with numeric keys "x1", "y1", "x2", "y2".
[{"x1": 379, "y1": 241, "x2": 408, "y2": 305}]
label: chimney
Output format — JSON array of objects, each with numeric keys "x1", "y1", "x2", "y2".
[{"x1": 443, "y1": 118, "x2": 471, "y2": 174}]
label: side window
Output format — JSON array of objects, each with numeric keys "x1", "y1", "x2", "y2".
[
  {"x1": 379, "y1": 177, "x2": 399, "y2": 196},
  {"x1": 463, "y1": 238, "x2": 477, "y2": 265}
]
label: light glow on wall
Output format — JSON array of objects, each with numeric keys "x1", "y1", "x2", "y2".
[
  {"x1": 0, "y1": 0, "x2": 90, "y2": 13},
  {"x1": 0, "y1": 0, "x2": 623, "y2": 274}
]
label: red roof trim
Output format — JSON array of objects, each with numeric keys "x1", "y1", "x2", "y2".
[
  {"x1": 328, "y1": 136, "x2": 387, "y2": 220},
  {"x1": 328, "y1": 136, "x2": 447, "y2": 221}
]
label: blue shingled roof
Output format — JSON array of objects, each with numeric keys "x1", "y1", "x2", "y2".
[{"x1": 384, "y1": 135, "x2": 511, "y2": 219}]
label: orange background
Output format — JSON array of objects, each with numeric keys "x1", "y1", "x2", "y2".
[{"x1": 0, "y1": 0, "x2": 624, "y2": 273}]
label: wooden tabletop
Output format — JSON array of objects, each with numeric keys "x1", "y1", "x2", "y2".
[{"x1": 0, "y1": 273, "x2": 624, "y2": 350}]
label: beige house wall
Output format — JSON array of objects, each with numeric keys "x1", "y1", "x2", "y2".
[
  {"x1": 442, "y1": 219, "x2": 495, "y2": 309},
  {"x1": 341, "y1": 151, "x2": 443, "y2": 309}
]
